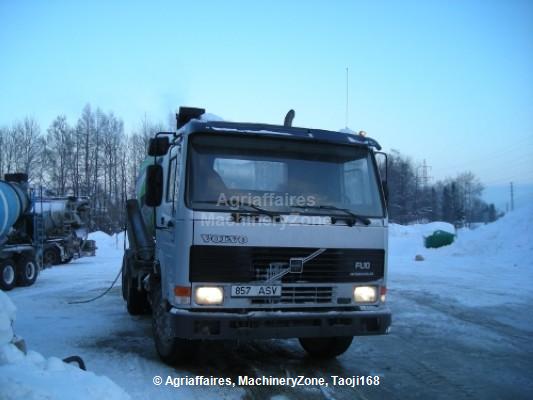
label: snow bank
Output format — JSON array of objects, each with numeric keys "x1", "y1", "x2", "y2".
[
  {"x1": 389, "y1": 221, "x2": 455, "y2": 239},
  {"x1": 0, "y1": 291, "x2": 130, "y2": 400},
  {"x1": 0, "y1": 291, "x2": 16, "y2": 346},
  {"x1": 449, "y1": 206, "x2": 533, "y2": 257},
  {"x1": 389, "y1": 205, "x2": 533, "y2": 308},
  {"x1": 0, "y1": 352, "x2": 131, "y2": 400},
  {"x1": 89, "y1": 231, "x2": 126, "y2": 251},
  {"x1": 390, "y1": 207, "x2": 532, "y2": 259}
]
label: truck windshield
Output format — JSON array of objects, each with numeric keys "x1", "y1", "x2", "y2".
[{"x1": 187, "y1": 133, "x2": 384, "y2": 217}]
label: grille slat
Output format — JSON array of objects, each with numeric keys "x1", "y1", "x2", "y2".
[
  {"x1": 252, "y1": 286, "x2": 333, "y2": 304},
  {"x1": 190, "y1": 246, "x2": 384, "y2": 283}
]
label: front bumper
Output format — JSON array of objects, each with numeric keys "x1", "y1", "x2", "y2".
[{"x1": 168, "y1": 307, "x2": 391, "y2": 340}]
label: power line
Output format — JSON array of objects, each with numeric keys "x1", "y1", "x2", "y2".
[
  {"x1": 439, "y1": 137, "x2": 533, "y2": 171},
  {"x1": 480, "y1": 172, "x2": 533, "y2": 185}
]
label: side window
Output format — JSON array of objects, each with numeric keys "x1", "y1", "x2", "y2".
[
  {"x1": 173, "y1": 146, "x2": 181, "y2": 213},
  {"x1": 343, "y1": 159, "x2": 370, "y2": 205},
  {"x1": 166, "y1": 145, "x2": 182, "y2": 214},
  {"x1": 167, "y1": 156, "x2": 177, "y2": 203}
]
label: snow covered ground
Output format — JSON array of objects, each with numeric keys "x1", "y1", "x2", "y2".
[
  {"x1": 0, "y1": 288, "x2": 129, "y2": 399},
  {"x1": 1, "y1": 205, "x2": 532, "y2": 399}
]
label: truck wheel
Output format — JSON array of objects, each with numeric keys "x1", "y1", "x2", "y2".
[
  {"x1": 125, "y1": 271, "x2": 149, "y2": 315},
  {"x1": 299, "y1": 336, "x2": 353, "y2": 359},
  {"x1": 0, "y1": 259, "x2": 17, "y2": 291},
  {"x1": 151, "y1": 284, "x2": 198, "y2": 365},
  {"x1": 121, "y1": 254, "x2": 127, "y2": 300},
  {"x1": 43, "y1": 247, "x2": 61, "y2": 266},
  {"x1": 16, "y1": 255, "x2": 39, "y2": 286}
]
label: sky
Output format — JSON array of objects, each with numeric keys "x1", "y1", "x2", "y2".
[{"x1": 0, "y1": 0, "x2": 532, "y2": 207}]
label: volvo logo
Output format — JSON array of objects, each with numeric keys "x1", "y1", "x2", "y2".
[
  {"x1": 200, "y1": 234, "x2": 248, "y2": 244},
  {"x1": 265, "y1": 248, "x2": 326, "y2": 283}
]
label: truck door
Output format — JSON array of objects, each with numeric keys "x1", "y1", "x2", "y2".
[{"x1": 156, "y1": 144, "x2": 181, "y2": 282}]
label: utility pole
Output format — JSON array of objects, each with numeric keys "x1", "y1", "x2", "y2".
[
  {"x1": 419, "y1": 159, "x2": 432, "y2": 188},
  {"x1": 414, "y1": 171, "x2": 419, "y2": 221},
  {"x1": 415, "y1": 160, "x2": 432, "y2": 221},
  {"x1": 510, "y1": 182, "x2": 514, "y2": 211}
]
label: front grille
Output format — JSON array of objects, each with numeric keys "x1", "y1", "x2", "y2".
[
  {"x1": 189, "y1": 246, "x2": 384, "y2": 283},
  {"x1": 251, "y1": 286, "x2": 333, "y2": 305}
]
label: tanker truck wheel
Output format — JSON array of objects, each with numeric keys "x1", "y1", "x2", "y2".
[
  {"x1": 151, "y1": 283, "x2": 198, "y2": 365},
  {"x1": 0, "y1": 259, "x2": 17, "y2": 291},
  {"x1": 121, "y1": 254, "x2": 127, "y2": 300},
  {"x1": 16, "y1": 255, "x2": 39, "y2": 287},
  {"x1": 43, "y1": 247, "x2": 61, "y2": 266},
  {"x1": 298, "y1": 336, "x2": 353, "y2": 359}
]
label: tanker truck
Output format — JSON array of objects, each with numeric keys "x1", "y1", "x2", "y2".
[
  {"x1": 35, "y1": 196, "x2": 96, "y2": 266},
  {"x1": 0, "y1": 173, "x2": 41, "y2": 291},
  {"x1": 122, "y1": 107, "x2": 391, "y2": 364}
]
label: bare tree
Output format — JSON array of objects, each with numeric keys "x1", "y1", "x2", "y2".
[
  {"x1": 45, "y1": 115, "x2": 74, "y2": 195},
  {"x1": 76, "y1": 104, "x2": 95, "y2": 197}
]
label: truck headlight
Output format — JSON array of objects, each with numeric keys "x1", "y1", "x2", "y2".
[
  {"x1": 194, "y1": 286, "x2": 224, "y2": 305},
  {"x1": 354, "y1": 286, "x2": 377, "y2": 303}
]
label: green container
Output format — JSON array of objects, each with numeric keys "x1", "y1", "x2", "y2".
[{"x1": 424, "y1": 230, "x2": 455, "y2": 249}]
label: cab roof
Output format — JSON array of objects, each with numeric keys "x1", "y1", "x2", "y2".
[{"x1": 177, "y1": 119, "x2": 382, "y2": 150}]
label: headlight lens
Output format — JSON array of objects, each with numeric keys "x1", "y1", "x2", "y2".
[
  {"x1": 194, "y1": 286, "x2": 224, "y2": 305},
  {"x1": 354, "y1": 286, "x2": 377, "y2": 303}
]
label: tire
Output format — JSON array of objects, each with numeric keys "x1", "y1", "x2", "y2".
[
  {"x1": 125, "y1": 268, "x2": 149, "y2": 315},
  {"x1": 16, "y1": 255, "x2": 39, "y2": 287},
  {"x1": 121, "y1": 254, "x2": 128, "y2": 300},
  {"x1": 0, "y1": 259, "x2": 17, "y2": 291},
  {"x1": 299, "y1": 336, "x2": 353, "y2": 359},
  {"x1": 43, "y1": 247, "x2": 61, "y2": 266},
  {"x1": 151, "y1": 283, "x2": 198, "y2": 365}
]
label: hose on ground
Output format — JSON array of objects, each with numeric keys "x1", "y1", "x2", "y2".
[{"x1": 67, "y1": 266, "x2": 122, "y2": 305}]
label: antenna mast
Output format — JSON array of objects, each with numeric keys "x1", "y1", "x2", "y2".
[{"x1": 345, "y1": 67, "x2": 349, "y2": 129}]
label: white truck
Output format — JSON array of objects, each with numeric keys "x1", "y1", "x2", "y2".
[
  {"x1": 36, "y1": 196, "x2": 96, "y2": 266},
  {"x1": 123, "y1": 107, "x2": 391, "y2": 364}
]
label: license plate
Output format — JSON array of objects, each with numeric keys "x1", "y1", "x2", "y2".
[{"x1": 231, "y1": 285, "x2": 282, "y2": 297}]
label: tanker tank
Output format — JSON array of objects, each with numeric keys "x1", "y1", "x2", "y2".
[
  {"x1": 33, "y1": 197, "x2": 90, "y2": 240},
  {"x1": 0, "y1": 178, "x2": 30, "y2": 242},
  {"x1": 0, "y1": 173, "x2": 39, "y2": 291},
  {"x1": 33, "y1": 196, "x2": 95, "y2": 265}
]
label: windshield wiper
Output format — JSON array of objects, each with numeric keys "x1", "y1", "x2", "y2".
[
  {"x1": 195, "y1": 199, "x2": 282, "y2": 222},
  {"x1": 291, "y1": 205, "x2": 371, "y2": 226}
]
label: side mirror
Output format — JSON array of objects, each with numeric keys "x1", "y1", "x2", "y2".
[
  {"x1": 148, "y1": 137, "x2": 170, "y2": 157},
  {"x1": 381, "y1": 180, "x2": 389, "y2": 205},
  {"x1": 145, "y1": 165, "x2": 163, "y2": 207}
]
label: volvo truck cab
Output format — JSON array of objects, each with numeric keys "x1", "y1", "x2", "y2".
[{"x1": 123, "y1": 107, "x2": 391, "y2": 364}]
